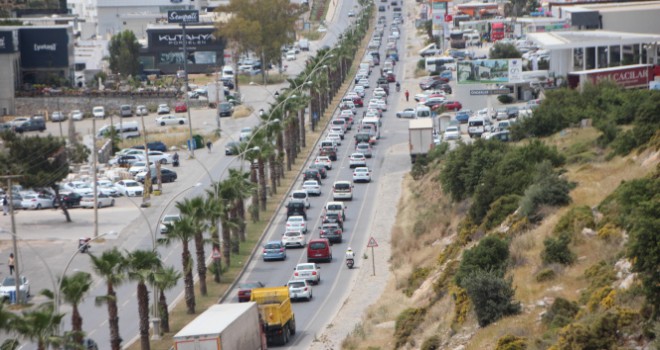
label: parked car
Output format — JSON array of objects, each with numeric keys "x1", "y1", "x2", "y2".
[
  {"x1": 61, "y1": 181, "x2": 94, "y2": 195},
  {"x1": 0, "y1": 276, "x2": 30, "y2": 300},
  {"x1": 92, "y1": 106, "x2": 105, "y2": 118},
  {"x1": 135, "y1": 105, "x2": 148, "y2": 116},
  {"x1": 128, "y1": 161, "x2": 155, "y2": 176},
  {"x1": 442, "y1": 100, "x2": 463, "y2": 111},
  {"x1": 51, "y1": 111, "x2": 66, "y2": 122},
  {"x1": 225, "y1": 141, "x2": 240, "y2": 155},
  {"x1": 21, "y1": 193, "x2": 55, "y2": 210},
  {"x1": 292, "y1": 263, "x2": 321, "y2": 284},
  {"x1": 132, "y1": 141, "x2": 167, "y2": 153},
  {"x1": 237, "y1": 281, "x2": 264, "y2": 302},
  {"x1": 136, "y1": 168, "x2": 177, "y2": 183},
  {"x1": 147, "y1": 151, "x2": 174, "y2": 164},
  {"x1": 157, "y1": 104, "x2": 170, "y2": 115},
  {"x1": 115, "y1": 180, "x2": 143, "y2": 197},
  {"x1": 119, "y1": 105, "x2": 133, "y2": 117},
  {"x1": 80, "y1": 193, "x2": 115, "y2": 208},
  {"x1": 56, "y1": 192, "x2": 82, "y2": 208},
  {"x1": 174, "y1": 102, "x2": 187, "y2": 113},
  {"x1": 263, "y1": 241, "x2": 286, "y2": 261},
  {"x1": 70, "y1": 110, "x2": 84, "y2": 121},
  {"x1": 218, "y1": 102, "x2": 234, "y2": 117},
  {"x1": 239, "y1": 127, "x2": 252, "y2": 141},
  {"x1": 156, "y1": 115, "x2": 187, "y2": 126}
]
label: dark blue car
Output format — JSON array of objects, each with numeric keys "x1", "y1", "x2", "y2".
[{"x1": 263, "y1": 241, "x2": 287, "y2": 261}]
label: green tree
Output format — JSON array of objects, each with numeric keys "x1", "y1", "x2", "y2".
[
  {"x1": 0, "y1": 133, "x2": 72, "y2": 221},
  {"x1": 160, "y1": 216, "x2": 197, "y2": 314},
  {"x1": 489, "y1": 42, "x2": 522, "y2": 59},
  {"x1": 463, "y1": 270, "x2": 520, "y2": 327},
  {"x1": 108, "y1": 30, "x2": 141, "y2": 76},
  {"x1": 90, "y1": 248, "x2": 126, "y2": 350},
  {"x1": 13, "y1": 303, "x2": 65, "y2": 350},
  {"x1": 627, "y1": 200, "x2": 660, "y2": 318},
  {"x1": 455, "y1": 236, "x2": 510, "y2": 288},
  {"x1": 152, "y1": 266, "x2": 181, "y2": 333},
  {"x1": 125, "y1": 249, "x2": 162, "y2": 350},
  {"x1": 542, "y1": 233, "x2": 576, "y2": 265},
  {"x1": 176, "y1": 196, "x2": 209, "y2": 296},
  {"x1": 60, "y1": 272, "x2": 93, "y2": 346}
]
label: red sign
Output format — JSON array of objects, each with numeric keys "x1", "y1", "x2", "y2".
[
  {"x1": 367, "y1": 237, "x2": 379, "y2": 248},
  {"x1": 586, "y1": 65, "x2": 653, "y2": 88},
  {"x1": 445, "y1": 14, "x2": 453, "y2": 22}
]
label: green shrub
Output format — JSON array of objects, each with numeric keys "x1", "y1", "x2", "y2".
[
  {"x1": 420, "y1": 335, "x2": 441, "y2": 350},
  {"x1": 498, "y1": 94, "x2": 514, "y2": 104},
  {"x1": 580, "y1": 261, "x2": 616, "y2": 304},
  {"x1": 535, "y1": 268, "x2": 556, "y2": 282},
  {"x1": 417, "y1": 59, "x2": 425, "y2": 70},
  {"x1": 555, "y1": 312, "x2": 620, "y2": 350},
  {"x1": 519, "y1": 162, "x2": 573, "y2": 219},
  {"x1": 554, "y1": 205, "x2": 595, "y2": 238},
  {"x1": 543, "y1": 297, "x2": 579, "y2": 328},
  {"x1": 598, "y1": 176, "x2": 659, "y2": 228},
  {"x1": 462, "y1": 270, "x2": 521, "y2": 327},
  {"x1": 405, "y1": 267, "x2": 431, "y2": 297},
  {"x1": 495, "y1": 335, "x2": 527, "y2": 350},
  {"x1": 455, "y1": 236, "x2": 509, "y2": 288},
  {"x1": 482, "y1": 194, "x2": 521, "y2": 230},
  {"x1": 542, "y1": 233, "x2": 576, "y2": 266},
  {"x1": 394, "y1": 308, "x2": 427, "y2": 348}
]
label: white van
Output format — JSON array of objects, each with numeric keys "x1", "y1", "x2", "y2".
[
  {"x1": 97, "y1": 121, "x2": 141, "y2": 139},
  {"x1": 419, "y1": 43, "x2": 441, "y2": 57},
  {"x1": 464, "y1": 32, "x2": 480, "y2": 46},
  {"x1": 415, "y1": 105, "x2": 432, "y2": 118},
  {"x1": 332, "y1": 181, "x2": 353, "y2": 201},
  {"x1": 361, "y1": 117, "x2": 381, "y2": 139},
  {"x1": 467, "y1": 116, "x2": 487, "y2": 138},
  {"x1": 221, "y1": 65, "x2": 234, "y2": 79}
]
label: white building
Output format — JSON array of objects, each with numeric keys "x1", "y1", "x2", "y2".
[{"x1": 551, "y1": 0, "x2": 660, "y2": 35}]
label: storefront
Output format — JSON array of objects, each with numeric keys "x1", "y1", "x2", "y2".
[
  {"x1": 18, "y1": 26, "x2": 75, "y2": 85},
  {"x1": 140, "y1": 24, "x2": 225, "y2": 75}
]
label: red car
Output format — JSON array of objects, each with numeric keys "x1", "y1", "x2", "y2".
[
  {"x1": 174, "y1": 102, "x2": 187, "y2": 113},
  {"x1": 237, "y1": 281, "x2": 264, "y2": 302},
  {"x1": 442, "y1": 100, "x2": 463, "y2": 111},
  {"x1": 350, "y1": 95, "x2": 364, "y2": 107},
  {"x1": 386, "y1": 72, "x2": 396, "y2": 82}
]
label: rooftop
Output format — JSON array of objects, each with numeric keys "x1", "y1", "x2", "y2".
[
  {"x1": 579, "y1": 0, "x2": 660, "y2": 12},
  {"x1": 528, "y1": 30, "x2": 660, "y2": 49}
]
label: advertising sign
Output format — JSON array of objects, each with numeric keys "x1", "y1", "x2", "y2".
[
  {"x1": 0, "y1": 30, "x2": 18, "y2": 53},
  {"x1": 19, "y1": 28, "x2": 69, "y2": 68},
  {"x1": 457, "y1": 59, "x2": 522, "y2": 84},
  {"x1": 167, "y1": 10, "x2": 199, "y2": 24},
  {"x1": 586, "y1": 65, "x2": 652, "y2": 88},
  {"x1": 148, "y1": 28, "x2": 220, "y2": 50}
]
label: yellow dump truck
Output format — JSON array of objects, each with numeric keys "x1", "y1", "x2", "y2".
[{"x1": 250, "y1": 286, "x2": 296, "y2": 346}]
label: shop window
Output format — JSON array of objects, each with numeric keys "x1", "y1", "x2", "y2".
[
  {"x1": 573, "y1": 48, "x2": 583, "y2": 70},
  {"x1": 609, "y1": 45, "x2": 621, "y2": 67}
]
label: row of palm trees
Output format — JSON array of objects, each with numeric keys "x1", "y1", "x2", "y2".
[{"x1": 0, "y1": 4, "x2": 374, "y2": 350}]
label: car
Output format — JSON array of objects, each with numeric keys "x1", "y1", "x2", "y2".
[
  {"x1": 174, "y1": 102, "x2": 187, "y2": 113},
  {"x1": 263, "y1": 240, "x2": 286, "y2": 261},
  {"x1": 286, "y1": 200, "x2": 307, "y2": 220},
  {"x1": 109, "y1": 154, "x2": 145, "y2": 167},
  {"x1": 239, "y1": 127, "x2": 252, "y2": 141},
  {"x1": 330, "y1": 126, "x2": 345, "y2": 139},
  {"x1": 147, "y1": 151, "x2": 174, "y2": 164},
  {"x1": 80, "y1": 193, "x2": 115, "y2": 208},
  {"x1": 92, "y1": 106, "x2": 106, "y2": 118},
  {"x1": 237, "y1": 281, "x2": 264, "y2": 302},
  {"x1": 443, "y1": 126, "x2": 461, "y2": 141},
  {"x1": 132, "y1": 141, "x2": 168, "y2": 153},
  {"x1": 332, "y1": 181, "x2": 354, "y2": 201},
  {"x1": 442, "y1": 100, "x2": 463, "y2": 111},
  {"x1": 303, "y1": 168, "x2": 322, "y2": 183},
  {"x1": 136, "y1": 168, "x2": 177, "y2": 183},
  {"x1": 292, "y1": 263, "x2": 321, "y2": 284},
  {"x1": 302, "y1": 180, "x2": 321, "y2": 197},
  {"x1": 69, "y1": 110, "x2": 84, "y2": 121},
  {"x1": 353, "y1": 167, "x2": 372, "y2": 183},
  {"x1": 282, "y1": 230, "x2": 306, "y2": 248},
  {"x1": 286, "y1": 50, "x2": 296, "y2": 61},
  {"x1": 348, "y1": 10, "x2": 356, "y2": 17},
  {"x1": 51, "y1": 111, "x2": 66, "y2": 122},
  {"x1": 378, "y1": 5, "x2": 386, "y2": 11},
  {"x1": 423, "y1": 97, "x2": 447, "y2": 109},
  {"x1": 286, "y1": 215, "x2": 307, "y2": 234},
  {"x1": 355, "y1": 142, "x2": 372, "y2": 158},
  {"x1": 218, "y1": 102, "x2": 234, "y2": 117},
  {"x1": 115, "y1": 180, "x2": 144, "y2": 197},
  {"x1": 157, "y1": 104, "x2": 170, "y2": 115},
  {"x1": 308, "y1": 164, "x2": 327, "y2": 179},
  {"x1": 357, "y1": 78, "x2": 370, "y2": 89},
  {"x1": 156, "y1": 115, "x2": 187, "y2": 126},
  {"x1": 326, "y1": 133, "x2": 342, "y2": 146},
  {"x1": 159, "y1": 214, "x2": 181, "y2": 234},
  {"x1": 455, "y1": 111, "x2": 471, "y2": 123},
  {"x1": 96, "y1": 180, "x2": 120, "y2": 197},
  {"x1": 396, "y1": 108, "x2": 416, "y2": 119},
  {"x1": 349, "y1": 153, "x2": 367, "y2": 168},
  {"x1": 307, "y1": 238, "x2": 333, "y2": 263},
  {"x1": 287, "y1": 279, "x2": 313, "y2": 301},
  {"x1": 420, "y1": 79, "x2": 450, "y2": 91},
  {"x1": 56, "y1": 192, "x2": 82, "y2": 208},
  {"x1": 314, "y1": 156, "x2": 332, "y2": 170},
  {"x1": 319, "y1": 222, "x2": 343, "y2": 243},
  {"x1": 225, "y1": 141, "x2": 240, "y2": 155},
  {"x1": 319, "y1": 147, "x2": 338, "y2": 161},
  {"x1": 0, "y1": 276, "x2": 30, "y2": 300},
  {"x1": 498, "y1": 120, "x2": 512, "y2": 132},
  {"x1": 373, "y1": 87, "x2": 388, "y2": 99},
  {"x1": 496, "y1": 111, "x2": 509, "y2": 121},
  {"x1": 62, "y1": 181, "x2": 94, "y2": 195},
  {"x1": 291, "y1": 190, "x2": 311, "y2": 208},
  {"x1": 353, "y1": 85, "x2": 366, "y2": 97},
  {"x1": 135, "y1": 105, "x2": 148, "y2": 116},
  {"x1": 20, "y1": 193, "x2": 55, "y2": 210},
  {"x1": 128, "y1": 161, "x2": 156, "y2": 176}
]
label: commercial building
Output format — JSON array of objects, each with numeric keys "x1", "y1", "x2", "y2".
[
  {"x1": 0, "y1": 29, "x2": 20, "y2": 116},
  {"x1": 551, "y1": 1, "x2": 660, "y2": 35}
]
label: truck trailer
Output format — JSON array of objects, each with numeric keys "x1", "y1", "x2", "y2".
[
  {"x1": 251, "y1": 286, "x2": 296, "y2": 346},
  {"x1": 408, "y1": 118, "x2": 435, "y2": 163},
  {"x1": 173, "y1": 303, "x2": 265, "y2": 350}
]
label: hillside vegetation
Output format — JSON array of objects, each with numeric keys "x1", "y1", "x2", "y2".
[{"x1": 342, "y1": 84, "x2": 660, "y2": 350}]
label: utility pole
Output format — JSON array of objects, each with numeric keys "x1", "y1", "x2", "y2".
[
  {"x1": 182, "y1": 20, "x2": 195, "y2": 158},
  {"x1": 92, "y1": 118, "x2": 99, "y2": 238},
  {"x1": 2, "y1": 175, "x2": 23, "y2": 304}
]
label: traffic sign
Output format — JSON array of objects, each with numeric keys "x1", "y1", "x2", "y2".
[
  {"x1": 469, "y1": 89, "x2": 510, "y2": 96},
  {"x1": 367, "y1": 237, "x2": 379, "y2": 248},
  {"x1": 212, "y1": 248, "x2": 221, "y2": 260}
]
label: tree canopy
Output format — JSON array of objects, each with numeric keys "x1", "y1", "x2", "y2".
[
  {"x1": 108, "y1": 30, "x2": 141, "y2": 76},
  {"x1": 489, "y1": 42, "x2": 522, "y2": 59}
]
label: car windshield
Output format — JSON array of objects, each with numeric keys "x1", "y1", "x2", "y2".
[
  {"x1": 297, "y1": 264, "x2": 314, "y2": 270},
  {"x1": 335, "y1": 183, "x2": 350, "y2": 190},
  {"x1": 239, "y1": 282, "x2": 261, "y2": 289},
  {"x1": 303, "y1": 181, "x2": 318, "y2": 187},
  {"x1": 2, "y1": 277, "x2": 16, "y2": 286}
]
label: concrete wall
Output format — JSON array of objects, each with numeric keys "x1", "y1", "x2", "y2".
[
  {"x1": 0, "y1": 53, "x2": 20, "y2": 116},
  {"x1": 601, "y1": 10, "x2": 660, "y2": 35}
]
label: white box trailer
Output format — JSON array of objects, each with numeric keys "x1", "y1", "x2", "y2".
[
  {"x1": 173, "y1": 303, "x2": 265, "y2": 350},
  {"x1": 409, "y1": 118, "x2": 435, "y2": 163}
]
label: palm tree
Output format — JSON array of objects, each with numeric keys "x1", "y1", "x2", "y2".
[
  {"x1": 227, "y1": 169, "x2": 254, "y2": 243},
  {"x1": 125, "y1": 249, "x2": 162, "y2": 350},
  {"x1": 13, "y1": 302, "x2": 65, "y2": 350},
  {"x1": 176, "y1": 196, "x2": 210, "y2": 296},
  {"x1": 90, "y1": 247, "x2": 126, "y2": 350},
  {"x1": 160, "y1": 216, "x2": 197, "y2": 314},
  {"x1": 0, "y1": 303, "x2": 20, "y2": 349},
  {"x1": 60, "y1": 271, "x2": 93, "y2": 346},
  {"x1": 152, "y1": 266, "x2": 181, "y2": 333},
  {"x1": 211, "y1": 178, "x2": 241, "y2": 263},
  {"x1": 203, "y1": 189, "x2": 225, "y2": 283}
]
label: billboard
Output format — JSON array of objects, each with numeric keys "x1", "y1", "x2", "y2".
[
  {"x1": 19, "y1": 27, "x2": 70, "y2": 68},
  {"x1": 457, "y1": 59, "x2": 523, "y2": 84},
  {"x1": 148, "y1": 27, "x2": 221, "y2": 51},
  {"x1": 167, "y1": 10, "x2": 199, "y2": 24},
  {"x1": 0, "y1": 30, "x2": 18, "y2": 53}
]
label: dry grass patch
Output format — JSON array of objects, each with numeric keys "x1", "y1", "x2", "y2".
[{"x1": 232, "y1": 105, "x2": 253, "y2": 119}]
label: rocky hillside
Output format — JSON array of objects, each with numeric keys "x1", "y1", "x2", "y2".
[{"x1": 341, "y1": 88, "x2": 660, "y2": 349}]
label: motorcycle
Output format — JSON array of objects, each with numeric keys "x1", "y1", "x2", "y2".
[
  {"x1": 172, "y1": 153, "x2": 180, "y2": 167},
  {"x1": 78, "y1": 237, "x2": 91, "y2": 253},
  {"x1": 346, "y1": 258, "x2": 354, "y2": 269}
]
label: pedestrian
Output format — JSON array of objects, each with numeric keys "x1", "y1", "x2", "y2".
[
  {"x1": 8, "y1": 253, "x2": 14, "y2": 275},
  {"x1": 2, "y1": 195, "x2": 8, "y2": 216},
  {"x1": 404, "y1": 89, "x2": 409, "y2": 102},
  {"x1": 206, "y1": 141, "x2": 212, "y2": 153}
]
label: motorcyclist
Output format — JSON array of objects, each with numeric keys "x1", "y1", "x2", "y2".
[
  {"x1": 396, "y1": 81, "x2": 401, "y2": 92},
  {"x1": 345, "y1": 247, "x2": 355, "y2": 260}
]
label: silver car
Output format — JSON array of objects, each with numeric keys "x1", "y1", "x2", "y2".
[{"x1": 355, "y1": 143, "x2": 372, "y2": 158}]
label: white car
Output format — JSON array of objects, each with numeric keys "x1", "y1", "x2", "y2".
[
  {"x1": 159, "y1": 214, "x2": 181, "y2": 234},
  {"x1": 96, "y1": 180, "x2": 120, "y2": 197},
  {"x1": 326, "y1": 133, "x2": 342, "y2": 146},
  {"x1": 0, "y1": 276, "x2": 30, "y2": 300},
  {"x1": 287, "y1": 279, "x2": 312, "y2": 301},
  {"x1": 353, "y1": 85, "x2": 366, "y2": 97},
  {"x1": 92, "y1": 106, "x2": 105, "y2": 118},
  {"x1": 349, "y1": 153, "x2": 367, "y2": 168},
  {"x1": 444, "y1": 126, "x2": 461, "y2": 141},
  {"x1": 239, "y1": 127, "x2": 252, "y2": 141},
  {"x1": 62, "y1": 181, "x2": 94, "y2": 195},
  {"x1": 157, "y1": 104, "x2": 170, "y2": 115},
  {"x1": 286, "y1": 50, "x2": 296, "y2": 61},
  {"x1": 330, "y1": 126, "x2": 345, "y2": 139},
  {"x1": 286, "y1": 215, "x2": 307, "y2": 234},
  {"x1": 373, "y1": 88, "x2": 387, "y2": 99},
  {"x1": 290, "y1": 190, "x2": 310, "y2": 208},
  {"x1": 282, "y1": 230, "x2": 306, "y2": 248},
  {"x1": 292, "y1": 263, "x2": 321, "y2": 284},
  {"x1": 128, "y1": 161, "x2": 155, "y2": 176},
  {"x1": 136, "y1": 105, "x2": 148, "y2": 116},
  {"x1": 21, "y1": 193, "x2": 55, "y2": 210},
  {"x1": 353, "y1": 167, "x2": 372, "y2": 183},
  {"x1": 80, "y1": 193, "x2": 115, "y2": 208},
  {"x1": 302, "y1": 180, "x2": 321, "y2": 196},
  {"x1": 373, "y1": 99, "x2": 387, "y2": 111},
  {"x1": 156, "y1": 115, "x2": 187, "y2": 126},
  {"x1": 314, "y1": 156, "x2": 332, "y2": 170},
  {"x1": 357, "y1": 78, "x2": 370, "y2": 88},
  {"x1": 147, "y1": 151, "x2": 174, "y2": 164},
  {"x1": 115, "y1": 180, "x2": 144, "y2": 197},
  {"x1": 70, "y1": 110, "x2": 84, "y2": 121}
]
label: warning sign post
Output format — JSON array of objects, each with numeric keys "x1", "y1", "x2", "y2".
[{"x1": 367, "y1": 237, "x2": 378, "y2": 276}]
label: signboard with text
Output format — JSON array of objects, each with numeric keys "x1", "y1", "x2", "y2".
[
  {"x1": 167, "y1": 10, "x2": 199, "y2": 24},
  {"x1": 148, "y1": 27, "x2": 220, "y2": 50},
  {"x1": 19, "y1": 27, "x2": 70, "y2": 68},
  {"x1": 0, "y1": 30, "x2": 18, "y2": 53},
  {"x1": 457, "y1": 59, "x2": 523, "y2": 84}
]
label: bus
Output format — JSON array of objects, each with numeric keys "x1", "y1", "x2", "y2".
[
  {"x1": 449, "y1": 30, "x2": 466, "y2": 49},
  {"x1": 491, "y1": 22, "x2": 505, "y2": 41}
]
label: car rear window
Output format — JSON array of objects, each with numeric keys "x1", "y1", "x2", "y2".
[
  {"x1": 334, "y1": 183, "x2": 350, "y2": 190},
  {"x1": 309, "y1": 242, "x2": 327, "y2": 250},
  {"x1": 292, "y1": 192, "x2": 306, "y2": 199},
  {"x1": 265, "y1": 243, "x2": 281, "y2": 249},
  {"x1": 289, "y1": 281, "x2": 305, "y2": 288},
  {"x1": 328, "y1": 204, "x2": 341, "y2": 210},
  {"x1": 285, "y1": 231, "x2": 300, "y2": 237}
]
